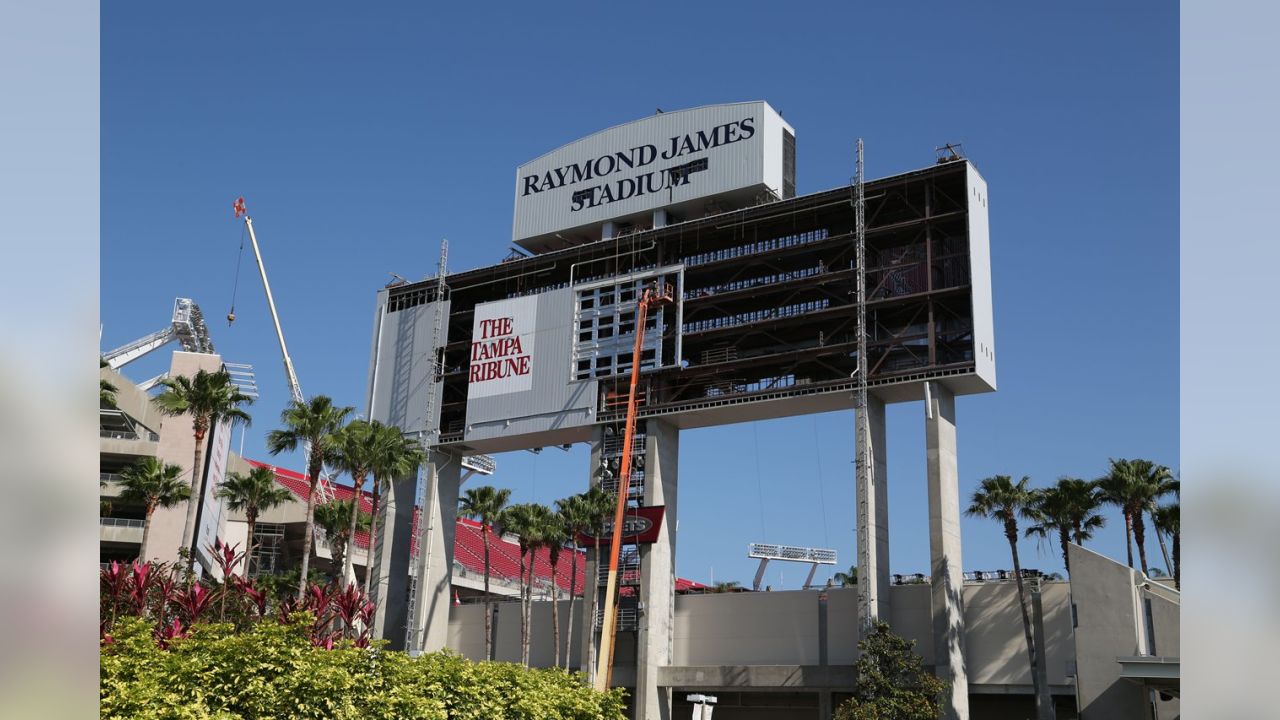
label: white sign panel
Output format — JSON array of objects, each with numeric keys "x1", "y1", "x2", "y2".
[
  {"x1": 513, "y1": 101, "x2": 791, "y2": 245},
  {"x1": 468, "y1": 296, "x2": 538, "y2": 398}
]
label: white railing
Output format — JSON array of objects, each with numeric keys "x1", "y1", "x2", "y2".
[
  {"x1": 100, "y1": 517, "x2": 144, "y2": 529},
  {"x1": 99, "y1": 472, "x2": 123, "y2": 484},
  {"x1": 100, "y1": 429, "x2": 160, "y2": 442}
]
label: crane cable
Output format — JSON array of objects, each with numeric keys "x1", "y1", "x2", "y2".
[{"x1": 227, "y1": 222, "x2": 246, "y2": 325}]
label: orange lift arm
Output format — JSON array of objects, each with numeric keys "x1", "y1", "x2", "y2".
[{"x1": 594, "y1": 282, "x2": 671, "y2": 692}]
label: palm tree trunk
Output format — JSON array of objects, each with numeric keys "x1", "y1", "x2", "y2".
[
  {"x1": 550, "y1": 549, "x2": 561, "y2": 669},
  {"x1": 1132, "y1": 509, "x2": 1151, "y2": 576},
  {"x1": 482, "y1": 526, "x2": 493, "y2": 661},
  {"x1": 586, "y1": 541, "x2": 600, "y2": 681},
  {"x1": 246, "y1": 509, "x2": 258, "y2": 576},
  {"x1": 1007, "y1": 522, "x2": 1052, "y2": 720},
  {"x1": 1058, "y1": 526, "x2": 1071, "y2": 574},
  {"x1": 1151, "y1": 508, "x2": 1173, "y2": 576},
  {"x1": 297, "y1": 454, "x2": 321, "y2": 600},
  {"x1": 331, "y1": 539, "x2": 345, "y2": 584},
  {"x1": 1122, "y1": 511, "x2": 1134, "y2": 568},
  {"x1": 1172, "y1": 532, "x2": 1180, "y2": 590},
  {"x1": 519, "y1": 546, "x2": 529, "y2": 666},
  {"x1": 181, "y1": 423, "x2": 208, "y2": 557},
  {"x1": 343, "y1": 472, "x2": 366, "y2": 585},
  {"x1": 524, "y1": 553, "x2": 533, "y2": 667},
  {"x1": 363, "y1": 479, "x2": 382, "y2": 599},
  {"x1": 565, "y1": 542, "x2": 578, "y2": 670},
  {"x1": 140, "y1": 502, "x2": 156, "y2": 562}
]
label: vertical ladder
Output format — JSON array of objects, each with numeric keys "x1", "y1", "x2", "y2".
[{"x1": 408, "y1": 239, "x2": 449, "y2": 652}]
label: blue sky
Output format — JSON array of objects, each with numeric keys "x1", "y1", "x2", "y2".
[{"x1": 102, "y1": 2, "x2": 1178, "y2": 585}]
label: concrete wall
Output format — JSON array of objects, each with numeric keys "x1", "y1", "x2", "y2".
[
  {"x1": 1068, "y1": 544, "x2": 1181, "y2": 720},
  {"x1": 448, "y1": 581, "x2": 1073, "y2": 690},
  {"x1": 450, "y1": 599, "x2": 585, "y2": 668},
  {"x1": 146, "y1": 351, "x2": 224, "y2": 565},
  {"x1": 675, "y1": 591, "x2": 823, "y2": 666}
]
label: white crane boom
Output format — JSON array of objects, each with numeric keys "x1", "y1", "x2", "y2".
[{"x1": 235, "y1": 198, "x2": 334, "y2": 503}]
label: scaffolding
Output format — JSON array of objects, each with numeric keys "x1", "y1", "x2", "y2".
[{"x1": 412, "y1": 159, "x2": 979, "y2": 445}]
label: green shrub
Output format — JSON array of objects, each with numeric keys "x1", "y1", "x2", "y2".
[
  {"x1": 101, "y1": 615, "x2": 626, "y2": 720},
  {"x1": 834, "y1": 621, "x2": 947, "y2": 720}
]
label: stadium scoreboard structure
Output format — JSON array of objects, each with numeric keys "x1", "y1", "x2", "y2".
[
  {"x1": 367, "y1": 104, "x2": 994, "y2": 455},
  {"x1": 365, "y1": 101, "x2": 995, "y2": 720}
]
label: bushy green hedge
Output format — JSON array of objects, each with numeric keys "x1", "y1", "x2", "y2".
[{"x1": 101, "y1": 615, "x2": 626, "y2": 719}]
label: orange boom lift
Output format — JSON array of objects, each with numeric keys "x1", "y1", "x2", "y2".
[{"x1": 593, "y1": 281, "x2": 673, "y2": 692}]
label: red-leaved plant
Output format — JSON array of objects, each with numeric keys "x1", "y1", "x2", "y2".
[{"x1": 100, "y1": 542, "x2": 376, "y2": 651}]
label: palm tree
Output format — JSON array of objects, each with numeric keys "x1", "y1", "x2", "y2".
[
  {"x1": 500, "y1": 502, "x2": 553, "y2": 666},
  {"x1": 556, "y1": 493, "x2": 592, "y2": 670},
  {"x1": 458, "y1": 485, "x2": 512, "y2": 661},
  {"x1": 1095, "y1": 459, "x2": 1174, "y2": 576},
  {"x1": 833, "y1": 564, "x2": 858, "y2": 587},
  {"x1": 117, "y1": 457, "x2": 190, "y2": 561},
  {"x1": 1153, "y1": 503, "x2": 1179, "y2": 589},
  {"x1": 710, "y1": 581, "x2": 743, "y2": 593},
  {"x1": 967, "y1": 475, "x2": 1053, "y2": 720},
  {"x1": 215, "y1": 466, "x2": 295, "y2": 575},
  {"x1": 328, "y1": 420, "x2": 375, "y2": 584},
  {"x1": 99, "y1": 358, "x2": 118, "y2": 408},
  {"x1": 1025, "y1": 477, "x2": 1105, "y2": 573},
  {"x1": 154, "y1": 368, "x2": 253, "y2": 554},
  {"x1": 1144, "y1": 468, "x2": 1179, "y2": 579},
  {"x1": 313, "y1": 499, "x2": 369, "y2": 584},
  {"x1": 364, "y1": 422, "x2": 425, "y2": 603},
  {"x1": 100, "y1": 378, "x2": 118, "y2": 408},
  {"x1": 266, "y1": 396, "x2": 353, "y2": 599},
  {"x1": 541, "y1": 509, "x2": 569, "y2": 669}
]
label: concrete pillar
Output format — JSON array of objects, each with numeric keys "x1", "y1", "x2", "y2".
[
  {"x1": 602, "y1": 221, "x2": 617, "y2": 240},
  {"x1": 925, "y1": 382, "x2": 969, "y2": 720},
  {"x1": 580, "y1": 427, "x2": 607, "y2": 677},
  {"x1": 855, "y1": 394, "x2": 891, "y2": 633},
  {"x1": 410, "y1": 449, "x2": 462, "y2": 653},
  {"x1": 653, "y1": 209, "x2": 669, "y2": 228},
  {"x1": 818, "y1": 691, "x2": 834, "y2": 719},
  {"x1": 636, "y1": 420, "x2": 678, "y2": 720},
  {"x1": 371, "y1": 458, "x2": 418, "y2": 648},
  {"x1": 373, "y1": 447, "x2": 461, "y2": 651}
]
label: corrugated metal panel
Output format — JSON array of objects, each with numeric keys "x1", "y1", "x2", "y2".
[
  {"x1": 369, "y1": 296, "x2": 450, "y2": 435},
  {"x1": 465, "y1": 288, "x2": 596, "y2": 443},
  {"x1": 966, "y1": 162, "x2": 997, "y2": 391},
  {"x1": 513, "y1": 101, "x2": 793, "y2": 243}
]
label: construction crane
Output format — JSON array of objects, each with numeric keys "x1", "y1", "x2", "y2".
[
  {"x1": 101, "y1": 297, "x2": 214, "y2": 369},
  {"x1": 594, "y1": 281, "x2": 673, "y2": 692},
  {"x1": 232, "y1": 197, "x2": 335, "y2": 504}
]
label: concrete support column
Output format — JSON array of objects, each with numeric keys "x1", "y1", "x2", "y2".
[
  {"x1": 855, "y1": 394, "x2": 891, "y2": 633},
  {"x1": 818, "y1": 691, "x2": 834, "y2": 719},
  {"x1": 410, "y1": 449, "x2": 462, "y2": 653},
  {"x1": 580, "y1": 427, "x2": 607, "y2": 678},
  {"x1": 637, "y1": 420, "x2": 678, "y2": 720},
  {"x1": 925, "y1": 382, "x2": 969, "y2": 720},
  {"x1": 653, "y1": 209, "x2": 669, "y2": 229},
  {"x1": 372, "y1": 457, "x2": 422, "y2": 648}
]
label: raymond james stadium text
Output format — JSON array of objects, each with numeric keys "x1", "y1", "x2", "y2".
[{"x1": 520, "y1": 117, "x2": 755, "y2": 211}]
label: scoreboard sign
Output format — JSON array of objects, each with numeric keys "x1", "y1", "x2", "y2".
[
  {"x1": 577, "y1": 505, "x2": 666, "y2": 546},
  {"x1": 512, "y1": 101, "x2": 793, "y2": 248}
]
